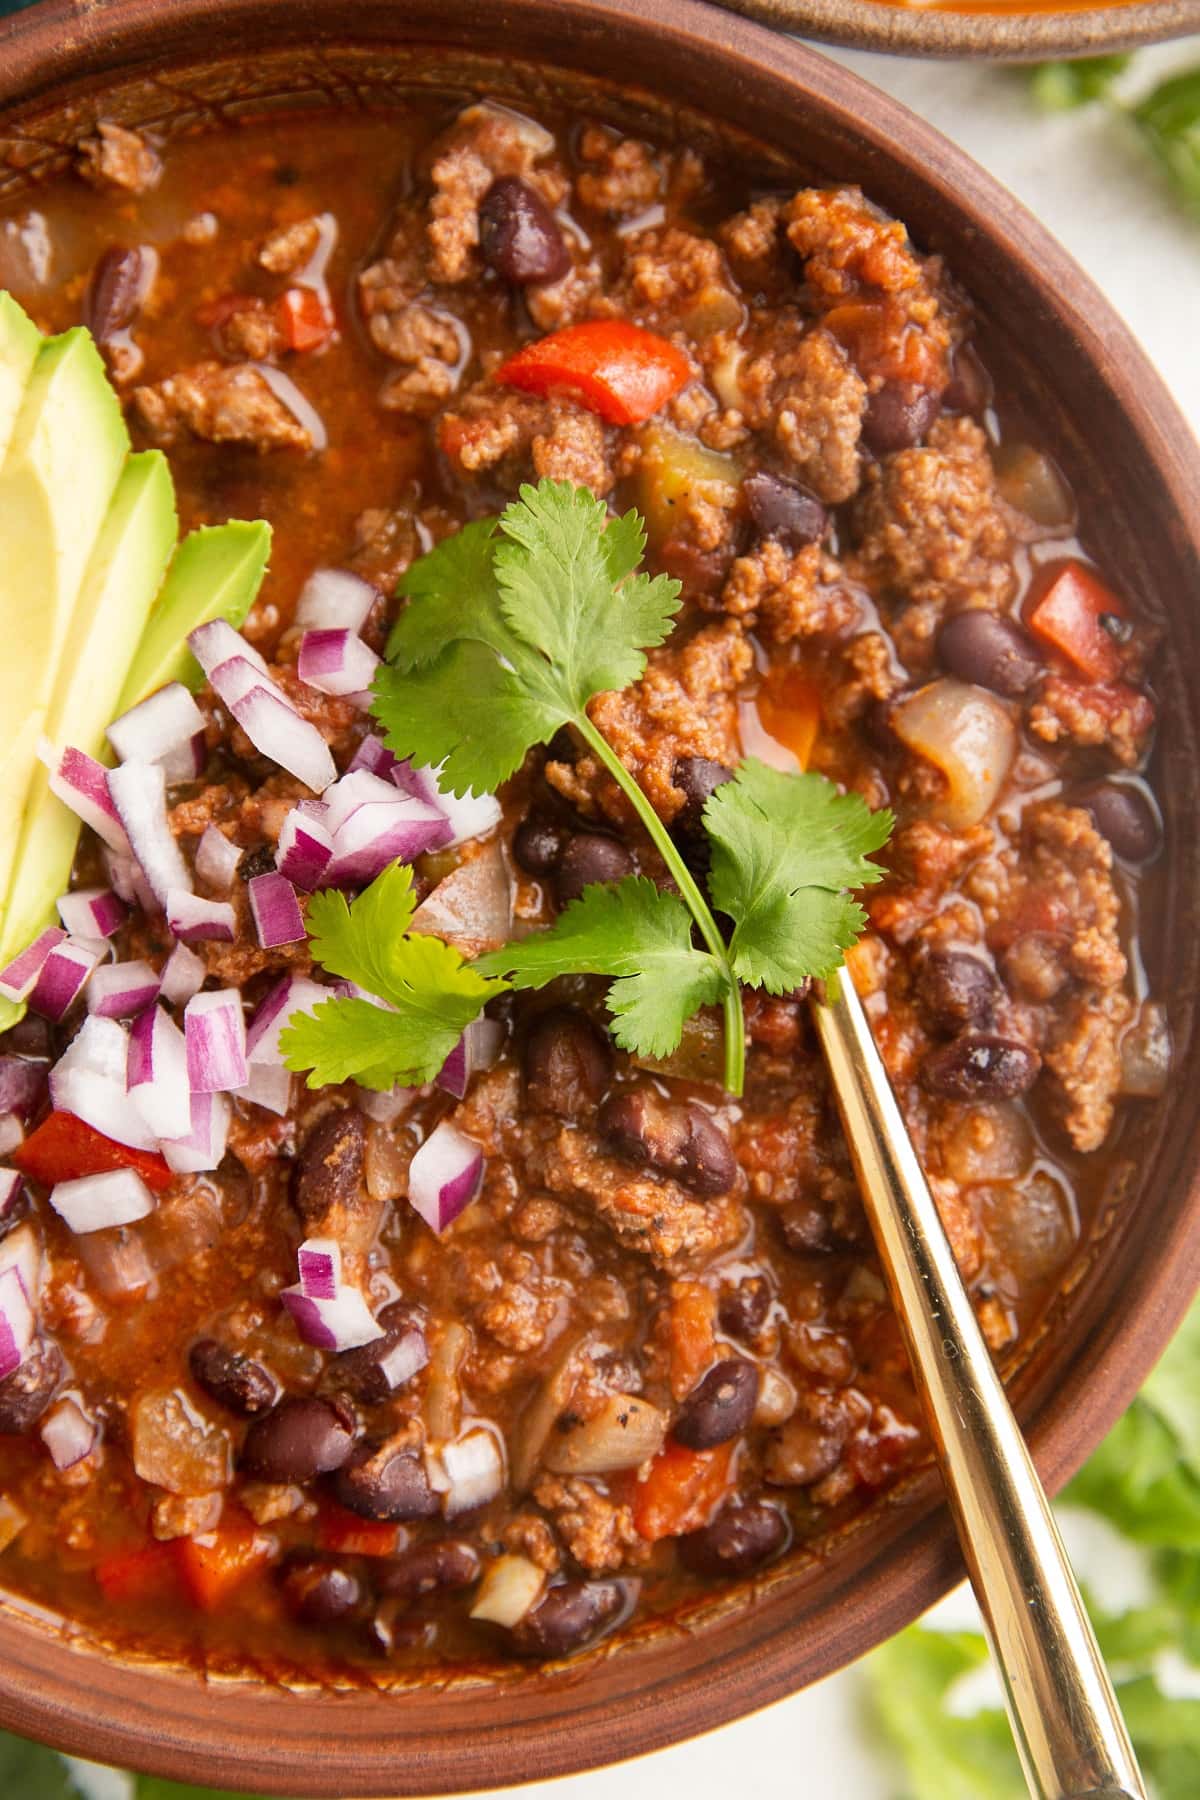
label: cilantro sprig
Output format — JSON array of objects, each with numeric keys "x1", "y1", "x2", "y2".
[{"x1": 285, "y1": 480, "x2": 892, "y2": 1097}]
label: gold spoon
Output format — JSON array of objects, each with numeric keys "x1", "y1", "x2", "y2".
[{"x1": 812, "y1": 969, "x2": 1145, "y2": 1800}]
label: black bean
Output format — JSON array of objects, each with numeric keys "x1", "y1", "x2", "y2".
[
  {"x1": 942, "y1": 342, "x2": 993, "y2": 417},
  {"x1": 510, "y1": 1578, "x2": 626, "y2": 1658},
  {"x1": 673, "y1": 1358, "x2": 760, "y2": 1450},
  {"x1": 0, "y1": 1340, "x2": 63, "y2": 1435},
  {"x1": 479, "y1": 176, "x2": 570, "y2": 285},
  {"x1": 332, "y1": 1440, "x2": 439, "y2": 1522},
  {"x1": 241, "y1": 1395, "x2": 357, "y2": 1482},
  {"x1": 922, "y1": 1034, "x2": 1041, "y2": 1101},
  {"x1": 599, "y1": 1085, "x2": 737, "y2": 1197},
  {"x1": 914, "y1": 951, "x2": 998, "y2": 1035},
  {"x1": 555, "y1": 834, "x2": 634, "y2": 908},
  {"x1": 678, "y1": 1498, "x2": 789, "y2": 1578},
  {"x1": 292, "y1": 1109, "x2": 366, "y2": 1233},
  {"x1": 513, "y1": 815, "x2": 567, "y2": 876},
  {"x1": 743, "y1": 470, "x2": 826, "y2": 549},
  {"x1": 718, "y1": 1276, "x2": 770, "y2": 1342},
  {"x1": 1081, "y1": 782, "x2": 1162, "y2": 864},
  {"x1": 333, "y1": 1303, "x2": 428, "y2": 1405},
  {"x1": 279, "y1": 1556, "x2": 362, "y2": 1625},
  {"x1": 85, "y1": 244, "x2": 149, "y2": 342},
  {"x1": 237, "y1": 844, "x2": 277, "y2": 882},
  {"x1": 863, "y1": 381, "x2": 942, "y2": 455},
  {"x1": 936, "y1": 611, "x2": 1043, "y2": 698},
  {"x1": 377, "y1": 1538, "x2": 480, "y2": 1600},
  {"x1": 777, "y1": 1199, "x2": 853, "y2": 1256},
  {"x1": 671, "y1": 756, "x2": 733, "y2": 838},
  {"x1": 189, "y1": 1338, "x2": 280, "y2": 1418},
  {"x1": 523, "y1": 1005, "x2": 613, "y2": 1117}
]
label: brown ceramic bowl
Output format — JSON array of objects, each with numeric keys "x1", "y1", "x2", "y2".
[
  {"x1": 2, "y1": 0, "x2": 1199, "y2": 1791},
  {"x1": 712, "y1": 0, "x2": 1200, "y2": 62}
]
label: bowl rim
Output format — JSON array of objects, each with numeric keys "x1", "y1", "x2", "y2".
[
  {"x1": 1, "y1": 0, "x2": 1199, "y2": 1791},
  {"x1": 710, "y1": 0, "x2": 1200, "y2": 62}
]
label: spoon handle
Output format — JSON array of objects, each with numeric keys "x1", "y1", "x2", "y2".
[{"x1": 812, "y1": 970, "x2": 1145, "y2": 1800}]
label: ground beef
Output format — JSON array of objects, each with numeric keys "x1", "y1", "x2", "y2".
[
  {"x1": 526, "y1": 261, "x2": 604, "y2": 333},
  {"x1": 575, "y1": 128, "x2": 663, "y2": 218},
  {"x1": 617, "y1": 226, "x2": 740, "y2": 343},
  {"x1": 546, "y1": 620, "x2": 750, "y2": 826},
  {"x1": 438, "y1": 385, "x2": 615, "y2": 496},
  {"x1": 501, "y1": 1512, "x2": 562, "y2": 1571},
  {"x1": 213, "y1": 301, "x2": 284, "y2": 363},
  {"x1": 1043, "y1": 988, "x2": 1134, "y2": 1153},
  {"x1": 851, "y1": 417, "x2": 1015, "y2": 659},
  {"x1": 76, "y1": 122, "x2": 161, "y2": 194},
  {"x1": 820, "y1": 632, "x2": 905, "y2": 731},
  {"x1": 258, "y1": 215, "x2": 323, "y2": 275},
  {"x1": 1028, "y1": 675, "x2": 1155, "y2": 769},
  {"x1": 532, "y1": 1473, "x2": 648, "y2": 1572},
  {"x1": 347, "y1": 506, "x2": 421, "y2": 593},
  {"x1": 736, "y1": 324, "x2": 867, "y2": 505},
  {"x1": 357, "y1": 262, "x2": 464, "y2": 415},
  {"x1": 427, "y1": 102, "x2": 564, "y2": 284},
  {"x1": 869, "y1": 820, "x2": 994, "y2": 943},
  {"x1": 719, "y1": 198, "x2": 787, "y2": 293},
  {"x1": 132, "y1": 363, "x2": 313, "y2": 452},
  {"x1": 721, "y1": 539, "x2": 861, "y2": 644},
  {"x1": 784, "y1": 186, "x2": 927, "y2": 306}
]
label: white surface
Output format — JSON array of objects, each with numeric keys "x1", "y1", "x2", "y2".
[{"x1": 472, "y1": 41, "x2": 1200, "y2": 1800}]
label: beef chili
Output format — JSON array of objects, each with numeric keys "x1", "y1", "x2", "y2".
[{"x1": 0, "y1": 91, "x2": 1169, "y2": 1677}]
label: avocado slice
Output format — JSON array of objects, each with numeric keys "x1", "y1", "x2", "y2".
[
  {"x1": 0, "y1": 293, "x2": 41, "y2": 465},
  {"x1": 118, "y1": 519, "x2": 273, "y2": 712},
  {"x1": 0, "y1": 452, "x2": 177, "y2": 984}
]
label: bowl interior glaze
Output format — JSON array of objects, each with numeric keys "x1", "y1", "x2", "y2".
[{"x1": 1, "y1": 1, "x2": 1199, "y2": 1792}]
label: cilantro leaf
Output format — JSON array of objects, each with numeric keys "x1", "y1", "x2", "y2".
[
  {"x1": 373, "y1": 642, "x2": 561, "y2": 797},
  {"x1": 1028, "y1": 55, "x2": 1130, "y2": 112},
  {"x1": 704, "y1": 760, "x2": 893, "y2": 989},
  {"x1": 388, "y1": 518, "x2": 504, "y2": 667},
  {"x1": 478, "y1": 876, "x2": 724, "y2": 1060},
  {"x1": 281, "y1": 863, "x2": 506, "y2": 1090},
  {"x1": 1132, "y1": 67, "x2": 1200, "y2": 214}
]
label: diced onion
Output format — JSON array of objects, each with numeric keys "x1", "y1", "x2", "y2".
[
  {"x1": 231, "y1": 687, "x2": 337, "y2": 793},
  {"x1": 56, "y1": 888, "x2": 127, "y2": 941},
  {"x1": 437, "y1": 1425, "x2": 505, "y2": 1517},
  {"x1": 297, "y1": 1236, "x2": 342, "y2": 1301},
  {"x1": 209, "y1": 654, "x2": 294, "y2": 715},
  {"x1": 0, "y1": 1264, "x2": 34, "y2": 1381},
  {"x1": 247, "y1": 872, "x2": 305, "y2": 948},
  {"x1": 275, "y1": 807, "x2": 332, "y2": 890},
  {"x1": 346, "y1": 735, "x2": 399, "y2": 780},
  {"x1": 298, "y1": 628, "x2": 381, "y2": 698},
  {"x1": 49, "y1": 1016, "x2": 157, "y2": 1151},
  {"x1": 407, "y1": 1121, "x2": 484, "y2": 1234},
  {"x1": 356, "y1": 1083, "x2": 419, "y2": 1124},
  {"x1": 43, "y1": 745, "x2": 130, "y2": 854},
  {"x1": 469, "y1": 1554, "x2": 545, "y2": 1628},
  {"x1": 393, "y1": 761, "x2": 500, "y2": 849},
  {"x1": 296, "y1": 568, "x2": 378, "y2": 634},
  {"x1": 326, "y1": 793, "x2": 450, "y2": 888},
  {"x1": 107, "y1": 682, "x2": 206, "y2": 766},
  {"x1": 108, "y1": 759, "x2": 192, "y2": 905},
  {"x1": 321, "y1": 769, "x2": 402, "y2": 833},
  {"x1": 436, "y1": 1016, "x2": 505, "y2": 1100},
  {"x1": 161, "y1": 1090, "x2": 230, "y2": 1174},
  {"x1": 0, "y1": 1223, "x2": 41, "y2": 1307},
  {"x1": 375, "y1": 1324, "x2": 428, "y2": 1392},
  {"x1": 87, "y1": 960, "x2": 161, "y2": 1019},
  {"x1": 1121, "y1": 1000, "x2": 1172, "y2": 1098},
  {"x1": 127, "y1": 1005, "x2": 192, "y2": 1139},
  {"x1": 0, "y1": 1059, "x2": 47, "y2": 1123},
  {"x1": 41, "y1": 1395, "x2": 98, "y2": 1470},
  {"x1": 891, "y1": 678, "x2": 1017, "y2": 830},
  {"x1": 0, "y1": 1496, "x2": 29, "y2": 1553},
  {"x1": 184, "y1": 989, "x2": 247, "y2": 1092},
  {"x1": 195, "y1": 825, "x2": 242, "y2": 892},
  {"x1": 542, "y1": 1393, "x2": 667, "y2": 1475},
  {"x1": 167, "y1": 890, "x2": 236, "y2": 944},
  {"x1": 188, "y1": 618, "x2": 269, "y2": 680},
  {"x1": 0, "y1": 1119, "x2": 22, "y2": 1158},
  {"x1": 245, "y1": 973, "x2": 329, "y2": 1065},
  {"x1": 49, "y1": 1167, "x2": 155, "y2": 1234},
  {"x1": 233, "y1": 1064, "x2": 292, "y2": 1115},
  {"x1": 281, "y1": 1282, "x2": 382, "y2": 1351},
  {"x1": 102, "y1": 845, "x2": 157, "y2": 915},
  {"x1": 0, "y1": 928, "x2": 67, "y2": 1004},
  {"x1": 28, "y1": 940, "x2": 100, "y2": 1021}
]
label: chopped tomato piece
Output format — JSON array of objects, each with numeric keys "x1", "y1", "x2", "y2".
[
  {"x1": 667, "y1": 1281, "x2": 716, "y2": 1401},
  {"x1": 630, "y1": 1441, "x2": 736, "y2": 1542},
  {"x1": 317, "y1": 1501, "x2": 401, "y2": 1558},
  {"x1": 95, "y1": 1541, "x2": 182, "y2": 1606},
  {"x1": 1023, "y1": 560, "x2": 1129, "y2": 683},
  {"x1": 756, "y1": 669, "x2": 822, "y2": 771},
  {"x1": 14, "y1": 1112, "x2": 173, "y2": 1192},
  {"x1": 497, "y1": 320, "x2": 692, "y2": 426},
  {"x1": 822, "y1": 300, "x2": 944, "y2": 388},
  {"x1": 195, "y1": 291, "x2": 262, "y2": 329},
  {"x1": 176, "y1": 1519, "x2": 274, "y2": 1611},
  {"x1": 276, "y1": 286, "x2": 334, "y2": 353}
]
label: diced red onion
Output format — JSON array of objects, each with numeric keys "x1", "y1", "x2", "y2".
[
  {"x1": 298, "y1": 628, "x2": 381, "y2": 699},
  {"x1": 57, "y1": 888, "x2": 127, "y2": 941},
  {"x1": 209, "y1": 654, "x2": 294, "y2": 715},
  {"x1": 321, "y1": 770, "x2": 399, "y2": 834},
  {"x1": 0, "y1": 1265, "x2": 34, "y2": 1381},
  {"x1": 40, "y1": 1395, "x2": 97, "y2": 1470},
  {"x1": 281, "y1": 1282, "x2": 382, "y2": 1351},
  {"x1": 0, "y1": 928, "x2": 67, "y2": 1004},
  {"x1": 346, "y1": 736, "x2": 400, "y2": 781},
  {"x1": 233, "y1": 1064, "x2": 292, "y2": 1115},
  {"x1": 295, "y1": 568, "x2": 378, "y2": 634},
  {"x1": 102, "y1": 846, "x2": 157, "y2": 915},
  {"x1": 247, "y1": 872, "x2": 305, "y2": 948},
  {"x1": 188, "y1": 619, "x2": 269, "y2": 680},
  {"x1": 327, "y1": 794, "x2": 451, "y2": 888},
  {"x1": 86, "y1": 960, "x2": 161, "y2": 1019},
  {"x1": 0, "y1": 1168, "x2": 23, "y2": 1219},
  {"x1": 159, "y1": 730, "x2": 208, "y2": 785},
  {"x1": 194, "y1": 825, "x2": 241, "y2": 892},
  {"x1": 49, "y1": 1017, "x2": 157, "y2": 1151},
  {"x1": 43, "y1": 745, "x2": 130, "y2": 854},
  {"x1": 0, "y1": 1118, "x2": 23, "y2": 1158},
  {"x1": 468, "y1": 1553, "x2": 545, "y2": 1628},
  {"x1": 107, "y1": 682, "x2": 206, "y2": 766},
  {"x1": 49, "y1": 1167, "x2": 155, "y2": 1234},
  {"x1": 127, "y1": 1005, "x2": 192, "y2": 1139},
  {"x1": 355, "y1": 1083, "x2": 419, "y2": 1124},
  {"x1": 167, "y1": 890, "x2": 236, "y2": 944},
  {"x1": 438, "y1": 1426, "x2": 505, "y2": 1518},
  {"x1": 297, "y1": 1236, "x2": 342, "y2": 1301},
  {"x1": 376, "y1": 1324, "x2": 429, "y2": 1392},
  {"x1": 275, "y1": 807, "x2": 332, "y2": 890},
  {"x1": 245, "y1": 973, "x2": 329, "y2": 1065},
  {"x1": 0, "y1": 1057, "x2": 48, "y2": 1121},
  {"x1": 162, "y1": 1089, "x2": 230, "y2": 1174},
  {"x1": 108, "y1": 760, "x2": 192, "y2": 906},
  {"x1": 407, "y1": 1121, "x2": 484, "y2": 1234},
  {"x1": 393, "y1": 761, "x2": 500, "y2": 848},
  {"x1": 0, "y1": 1222, "x2": 40, "y2": 1299},
  {"x1": 185, "y1": 989, "x2": 247, "y2": 1092},
  {"x1": 159, "y1": 941, "x2": 207, "y2": 1006},
  {"x1": 28, "y1": 940, "x2": 101, "y2": 1021},
  {"x1": 231, "y1": 687, "x2": 336, "y2": 794},
  {"x1": 436, "y1": 1016, "x2": 505, "y2": 1101}
]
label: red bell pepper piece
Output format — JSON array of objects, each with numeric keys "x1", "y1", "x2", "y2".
[
  {"x1": 95, "y1": 1541, "x2": 183, "y2": 1606},
  {"x1": 496, "y1": 320, "x2": 693, "y2": 425},
  {"x1": 629, "y1": 1441, "x2": 736, "y2": 1542},
  {"x1": 317, "y1": 1499, "x2": 401, "y2": 1558},
  {"x1": 1024, "y1": 560, "x2": 1130, "y2": 683},
  {"x1": 276, "y1": 286, "x2": 334, "y2": 354},
  {"x1": 14, "y1": 1111, "x2": 173, "y2": 1193},
  {"x1": 175, "y1": 1518, "x2": 274, "y2": 1611}
]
